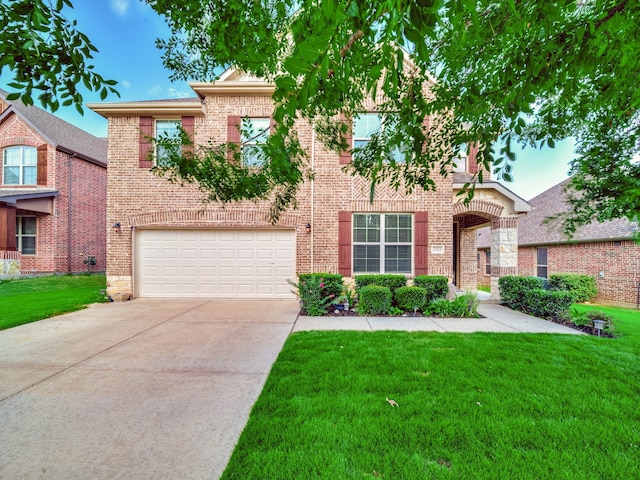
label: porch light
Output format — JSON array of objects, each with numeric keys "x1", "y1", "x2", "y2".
[
  {"x1": 306, "y1": 223, "x2": 311, "y2": 234},
  {"x1": 112, "y1": 222, "x2": 122, "y2": 234}
]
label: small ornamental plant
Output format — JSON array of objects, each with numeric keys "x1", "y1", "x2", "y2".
[{"x1": 288, "y1": 275, "x2": 336, "y2": 316}]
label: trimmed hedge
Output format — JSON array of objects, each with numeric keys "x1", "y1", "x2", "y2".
[
  {"x1": 354, "y1": 274, "x2": 407, "y2": 297},
  {"x1": 358, "y1": 285, "x2": 392, "y2": 315},
  {"x1": 395, "y1": 286, "x2": 427, "y2": 311},
  {"x1": 549, "y1": 273, "x2": 597, "y2": 303},
  {"x1": 413, "y1": 275, "x2": 448, "y2": 302},
  {"x1": 498, "y1": 276, "x2": 545, "y2": 311},
  {"x1": 297, "y1": 273, "x2": 343, "y2": 299}
]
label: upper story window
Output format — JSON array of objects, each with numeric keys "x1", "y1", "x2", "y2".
[
  {"x1": 3, "y1": 146, "x2": 37, "y2": 185},
  {"x1": 352, "y1": 113, "x2": 405, "y2": 163},
  {"x1": 241, "y1": 117, "x2": 270, "y2": 167},
  {"x1": 155, "y1": 119, "x2": 181, "y2": 166},
  {"x1": 353, "y1": 213, "x2": 412, "y2": 274},
  {"x1": 452, "y1": 143, "x2": 468, "y2": 173},
  {"x1": 16, "y1": 216, "x2": 36, "y2": 255}
]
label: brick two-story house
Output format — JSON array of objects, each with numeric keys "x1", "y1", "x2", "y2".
[
  {"x1": 0, "y1": 92, "x2": 107, "y2": 275},
  {"x1": 90, "y1": 69, "x2": 529, "y2": 300}
]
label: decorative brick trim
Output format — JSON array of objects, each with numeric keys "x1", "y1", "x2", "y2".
[
  {"x1": 351, "y1": 200, "x2": 418, "y2": 212},
  {"x1": 0, "y1": 137, "x2": 41, "y2": 148},
  {"x1": 491, "y1": 266, "x2": 518, "y2": 276},
  {"x1": 126, "y1": 208, "x2": 300, "y2": 229},
  {"x1": 453, "y1": 199, "x2": 504, "y2": 218},
  {"x1": 491, "y1": 217, "x2": 518, "y2": 229}
]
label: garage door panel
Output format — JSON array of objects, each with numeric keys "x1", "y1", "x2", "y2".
[{"x1": 137, "y1": 229, "x2": 296, "y2": 298}]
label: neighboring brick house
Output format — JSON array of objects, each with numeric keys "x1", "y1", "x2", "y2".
[
  {"x1": 0, "y1": 91, "x2": 107, "y2": 275},
  {"x1": 89, "y1": 69, "x2": 530, "y2": 300},
  {"x1": 477, "y1": 178, "x2": 640, "y2": 306}
]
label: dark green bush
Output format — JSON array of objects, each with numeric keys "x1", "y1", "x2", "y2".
[
  {"x1": 358, "y1": 285, "x2": 392, "y2": 315},
  {"x1": 297, "y1": 273, "x2": 343, "y2": 299},
  {"x1": 498, "y1": 276, "x2": 545, "y2": 311},
  {"x1": 413, "y1": 275, "x2": 448, "y2": 302},
  {"x1": 522, "y1": 289, "x2": 573, "y2": 322},
  {"x1": 394, "y1": 286, "x2": 427, "y2": 312},
  {"x1": 549, "y1": 273, "x2": 597, "y2": 303},
  {"x1": 354, "y1": 275, "x2": 407, "y2": 297}
]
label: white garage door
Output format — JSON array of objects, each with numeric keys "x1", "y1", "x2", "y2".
[{"x1": 136, "y1": 229, "x2": 296, "y2": 298}]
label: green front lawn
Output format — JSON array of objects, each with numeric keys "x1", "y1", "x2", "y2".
[
  {"x1": 222, "y1": 304, "x2": 640, "y2": 479},
  {"x1": 0, "y1": 274, "x2": 108, "y2": 330}
]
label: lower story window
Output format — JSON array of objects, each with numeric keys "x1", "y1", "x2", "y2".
[
  {"x1": 353, "y1": 213, "x2": 412, "y2": 273},
  {"x1": 536, "y1": 247, "x2": 548, "y2": 278},
  {"x1": 16, "y1": 216, "x2": 36, "y2": 255},
  {"x1": 485, "y1": 248, "x2": 491, "y2": 275}
]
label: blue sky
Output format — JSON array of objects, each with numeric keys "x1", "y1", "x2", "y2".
[{"x1": 1, "y1": 0, "x2": 574, "y2": 200}]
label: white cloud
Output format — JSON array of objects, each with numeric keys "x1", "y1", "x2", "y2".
[
  {"x1": 110, "y1": 0, "x2": 130, "y2": 16},
  {"x1": 121, "y1": 80, "x2": 131, "y2": 89},
  {"x1": 147, "y1": 85, "x2": 163, "y2": 97},
  {"x1": 168, "y1": 87, "x2": 192, "y2": 99}
]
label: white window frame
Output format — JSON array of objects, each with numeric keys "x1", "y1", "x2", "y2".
[
  {"x1": 452, "y1": 143, "x2": 468, "y2": 173},
  {"x1": 3, "y1": 145, "x2": 37, "y2": 185},
  {"x1": 352, "y1": 113, "x2": 405, "y2": 163},
  {"x1": 155, "y1": 119, "x2": 181, "y2": 166},
  {"x1": 241, "y1": 117, "x2": 270, "y2": 167},
  {"x1": 16, "y1": 216, "x2": 37, "y2": 255},
  {"x1": 352, "y1": 213, "x2": 413, "y2": 274}
]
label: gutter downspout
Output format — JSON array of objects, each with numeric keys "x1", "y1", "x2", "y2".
[
  {"x1": 310, "y1": 121, "x2": 315, "y2": 272},
  {"x1": 67, "y1": 155, "x2": 73, "y2": 273}
]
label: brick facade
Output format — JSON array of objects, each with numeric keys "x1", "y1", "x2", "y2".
[
  {"x1": 92, "y1": 75, "x2": 529, "y2": 298},
  {"x1": 0, "y1": 97, "x2": 107, "y2": 275}
]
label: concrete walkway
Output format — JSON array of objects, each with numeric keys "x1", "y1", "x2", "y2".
[{"x1": 293, "y1": 301, "x2": 583, "y2": 334}]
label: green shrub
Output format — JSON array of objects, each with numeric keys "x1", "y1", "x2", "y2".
[
  {"x1": 571, "y1": 308, "x2": 616, "y2": 334},
  {"x1": 358, "y1": 285, "x2": 392, "y2": 315},
  {"x1": 413, "y1": 275, "x2": 448, "y2": 302},
  {"x1": 498, "y1": 276, "x2": 545, "y2": 310},
  {"x1": 354, "y1": 274, "x2": 407, "y2": 297},
  {"x1": 297, "y1": 273, "x2": 343, "y2": 299},
  {"x1": 289, "y1": 274, "x2": 341, "y2": 316},
  {"x1": 394, "y1": 286, "x2": 427, "y2": 312},
  {"x1": 549, "y1": 273, "x2": 597, "y2": 303},
  {"x1": 424, "y1": 293, "x2": 480, "y2": 318},
  {"x1": 522, "y1": 289, "x2": 573, "y2": 322}
]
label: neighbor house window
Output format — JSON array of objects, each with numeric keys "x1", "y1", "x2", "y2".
[
  {"x1": 241, "y1": 117, "x2": 270, "y2": 167},
  {"x1": 155, "y1": 119, "x2": 181, "y2": 166},
  {"x1": 16, "y1": 216, "x2": 36, "y2": 255},
  {"x1": 352, "y1": 113, "x2": 405, "y2": 163},
  {"x1": 536, "y1": 247, "x2": 548, "y2": 278},
  {"x1": 3, "y1": 146, "x2": 37, "y2": 185},
  {"x1": 353, "y1": 213, "x2": 412, "y2": 273},
  {"x1": 485, "y1": 248, "x2": 491, "y2": 275}
]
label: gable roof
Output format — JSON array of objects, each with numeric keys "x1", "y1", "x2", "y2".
[
  {"x1": 0, "y1": 91, "x2": 107, "y2": 166},
  {"x1": 477, "y1": 177, "x2": 637, "y2": 247}
]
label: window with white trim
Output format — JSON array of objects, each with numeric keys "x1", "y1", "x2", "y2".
[
  {"x1": 3, "y1": 146, "x2": 37, "y2": 185},
  {"x1": 536, "y1": 247, "x2": 548, "y2": 278},
  {"x1": 241, "y1": 117, "x2": 270, "y2": 167},
  {"x1": 484, "y1": 248, "x2": 491, "y2": 275},
  {"x1": 452, "y1": 143, "x2": 468, "y2": 172},
  {"x1": 353, "y1": 213, "x2": 412, "y2": 273},
  {"x1": 16, "y1": 216, "x2": 36, "y2": 255},
  {"x1": 155, "y1": 119, "x2": 181, "y2": 166},
  {"x1": 352, "y1": 113, "x2": 405, "y2": 163}
]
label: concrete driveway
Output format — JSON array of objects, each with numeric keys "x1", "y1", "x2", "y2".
[{"x1": 0, "y1": 299, "x2": 299, "y2": 480}]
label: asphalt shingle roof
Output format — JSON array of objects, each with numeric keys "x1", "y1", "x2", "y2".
[{"x1": 477, "y1": 178, "x2": 637, "y2": 247}]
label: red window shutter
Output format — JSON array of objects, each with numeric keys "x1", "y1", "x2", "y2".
[
  {"x1": 339, "y1": 114, "x2": 352, "y2": 165},
  {"x1": 468, "y1": 143, "x2": 479, "y2": 174},
  {"x1": 414, "y1": 211, "x2": 428, "y2": 275},
  {"x1": 182, "y1": 116, "x2": 195, "y2": 155},
  {"x1": 338, "y1": 211, "x2": 352, "y2": 276},
  {"x1": 36, "y1": 144, "x2": 47, "y2": 185},
  {"x1": 0, "y1": 205, "x2": 17, "y2": 251},
  {"x1": 139, "y1": 116, "x2": 154, "y2": 168},
  {"x1": 227, "y1": 115, "x2": 241, "y2": 161}
]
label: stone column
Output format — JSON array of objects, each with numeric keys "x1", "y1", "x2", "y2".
[{"x1": 490, "y1": 217, "x2": 518, "y2": 300}]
